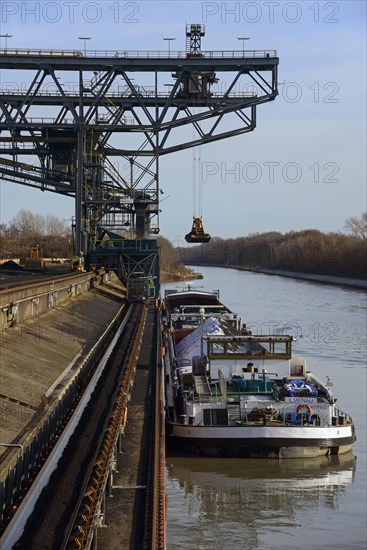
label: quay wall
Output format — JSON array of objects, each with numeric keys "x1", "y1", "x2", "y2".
[{"x1": 0, "y1": 271, "x2": 113, "y2": 331}]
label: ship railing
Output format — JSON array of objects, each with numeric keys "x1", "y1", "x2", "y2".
[
  {"x1": 333, "y1": 406, "x2": 353, "y2": 426},
  {"x1": 186, "y1": 397, "x2": 352, "y2": 428},
  {"x1": 236, "y1": 401, "x2": 335, "y2": 427}
]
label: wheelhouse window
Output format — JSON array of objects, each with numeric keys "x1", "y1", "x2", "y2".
[{"x1": 207, "y1": 336, "x2": 292, "y2": 360}]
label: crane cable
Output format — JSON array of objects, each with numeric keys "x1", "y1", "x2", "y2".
[
  {"x1": 192, "y1": 144, "x2": 196, "y2": 217},
  {"x1": 197, "y1": 144, "x2": 202, "y2": 217},
  {"x1": 192, "y1": 109, "x2": 203, "y2": 219},
  {"x1": 192, "y1": 145, "x2": 203, "y2": 218}
]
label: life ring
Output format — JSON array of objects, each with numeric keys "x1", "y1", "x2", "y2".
[{"x1": 297, "y1": 403, "x2": 312, "y2": 416}]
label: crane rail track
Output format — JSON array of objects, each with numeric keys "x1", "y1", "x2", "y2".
[{"x1": 0, "y1": 299, "x2": 165, "y2": 549}]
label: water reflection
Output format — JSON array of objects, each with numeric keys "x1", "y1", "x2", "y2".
[{"x1": 166, "y1": 452, "x2": 356, "y2": 550}]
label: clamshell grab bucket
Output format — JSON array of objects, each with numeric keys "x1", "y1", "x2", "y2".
[{"x1": 185, "y1": 217, "x2": 211, "y2": 243}]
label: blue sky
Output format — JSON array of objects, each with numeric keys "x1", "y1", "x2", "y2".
[{"x1": 0, "y1": 0, "x2": 366, "y2": 243}]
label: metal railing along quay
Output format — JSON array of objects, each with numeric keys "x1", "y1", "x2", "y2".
[{"x1": 0, "y1": 269, "x2": 111, "y2": 330}]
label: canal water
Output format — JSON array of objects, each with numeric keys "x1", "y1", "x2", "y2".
[{"x1": 162, "y1": 266, "x2": 367, "y2": 550}]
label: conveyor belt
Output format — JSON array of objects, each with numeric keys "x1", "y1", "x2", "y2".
[
  {"x1": 0, "y1": 299, "x2": 166, "y2": 550},
  {"x1": 1, "y1": 304, "x2": 141, "y2": 548}
]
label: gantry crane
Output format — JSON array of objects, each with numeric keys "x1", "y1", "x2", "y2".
[{"x1": 0, "y1": 24, "x2": 278, "y2": 297}]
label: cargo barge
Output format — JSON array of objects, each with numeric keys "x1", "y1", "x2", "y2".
[{"x1": 162, "y1": 284, "x2": 356, "y2": 458}]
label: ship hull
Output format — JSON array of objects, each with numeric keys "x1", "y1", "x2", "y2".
[{"x1": 167, "y1": 423, "x2": 355, "y2": 458}]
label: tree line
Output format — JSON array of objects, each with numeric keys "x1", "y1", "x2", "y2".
[
  {"x1": 2, "y1": 209, "x2": 364, "y2": 280},
  {"x1": 176, "y1": 213, "x2": 367, "y2": 280},
  {"x1": 0, "y1": 209, "x2": 192, "y2": 278},
  {"x1": 0, "y1": 209, "x2": 72, "y2": 259},
  {"x1": 157, "y1": 236, "x2": 193, "y2": 280}
]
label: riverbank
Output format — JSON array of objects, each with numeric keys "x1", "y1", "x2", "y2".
[
  {"x1": 160, "y1": 270, "x2": 203, "y2": 283},
  {"x1": 185, "y1": 264, "x2": 367, "y2": 290},
  {"x1": 252, "y1": 268, "x2": 367, "y2": 290}
]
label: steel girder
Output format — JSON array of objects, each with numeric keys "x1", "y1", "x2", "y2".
[{"x1": 0, "y1": 48, "x2": 278, "y2": 253}]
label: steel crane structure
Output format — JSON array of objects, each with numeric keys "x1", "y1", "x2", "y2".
[{"x1": 0, "y1": 24, "x2": 279, "y2": 297}]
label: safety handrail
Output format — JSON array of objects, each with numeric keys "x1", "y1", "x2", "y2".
[
  {"x1": 0, "y1": 88, "x2": 257, "y2": 98},
  {"x1": 0, "y1": 48, "x2": 277, "y2": 59}
]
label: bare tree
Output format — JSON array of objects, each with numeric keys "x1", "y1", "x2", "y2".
[
  {"x1": 344, "y1": 212, "x2": 367, "y2": 240},
  {"x1": 1, "y1": 210, "x2": 73, "y2": 259},
  {"x1": 10, "y1": 209, "x2": 45, "y2": 235},
  {"x1": 45, "y1": 214, "x2": 68, "y2": 236}
]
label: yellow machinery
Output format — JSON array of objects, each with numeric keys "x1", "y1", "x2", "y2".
[
  {"x1": 30, "y1": 243, "x2": 43, "y2": 259},
  {"x1": 185, "y1": 217, "x2": 211, "y2": 243},
  {"x1": 70, "y1": 256, "x2": 84, "y2": 272},
  {"x1": 185, "y1": 142, "x2": 211, "y2": 244}
]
